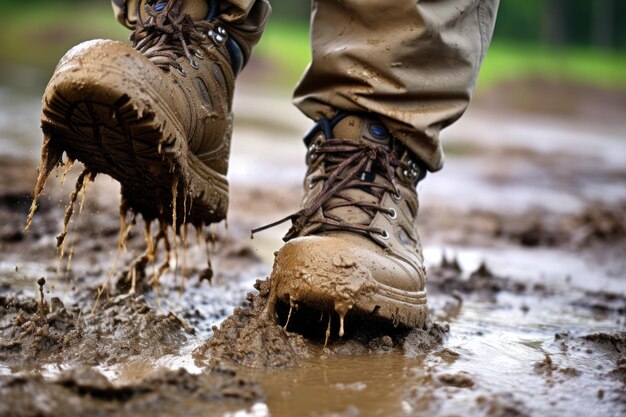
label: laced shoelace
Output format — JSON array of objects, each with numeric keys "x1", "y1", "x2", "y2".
[
  {"x1": 131, "y1": 0, "x2": 215, "y2": 73},
  {"x1": 252, "y1": 138, "x2": 412, "y2": 242}
]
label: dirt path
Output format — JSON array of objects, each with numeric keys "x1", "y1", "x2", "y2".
[{"x1": 0, "y1": 83, "x2": 625, "y2": 417}]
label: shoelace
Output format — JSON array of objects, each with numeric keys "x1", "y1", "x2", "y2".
[
  {"x1": 131, "y1": 0, "x2": 216, "y2": 73},
  {"x1": 252, "y1": 138, "x2": 411, "y2": 242}
]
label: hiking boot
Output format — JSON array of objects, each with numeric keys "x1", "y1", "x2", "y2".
[
  {"x1": 38, "y1": 0, "x2": 238, "y2": 227},
  {"x1": 260, "y1": 113, "x2": 429, "y2": 334}
]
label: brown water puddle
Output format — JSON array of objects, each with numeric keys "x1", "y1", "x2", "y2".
[{"x1": 242, "y1": 300, "x2": 623, "y2": 417}]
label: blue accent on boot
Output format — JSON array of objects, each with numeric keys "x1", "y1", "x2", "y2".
[
  {"x1": 207, "y1": 0, "x2": 219, "y2": 20},
  {"x1": 154, "y1": 2, "x2": 167, "y2": 12},
  {"x1": 226, "y1": 38, "x2": 244, "y2": 76},
  {"x1": 370, "y1": 124, "x2": 388, "y2": 138}
]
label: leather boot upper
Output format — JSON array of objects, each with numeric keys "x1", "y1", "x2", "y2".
[{"x1": 123, "y1": 0, "x2": 235, "y2": 175}]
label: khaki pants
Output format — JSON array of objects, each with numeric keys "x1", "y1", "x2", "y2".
[{"x1": 113, "y1": 0, "x2": 499, "y2": 171}]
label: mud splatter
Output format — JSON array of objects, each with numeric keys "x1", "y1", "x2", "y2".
[
  {"x1": 24, "y1": 136, "x2": 63, "y2": 232},
  {"x1": 23, "y1": 146, "x2": 221, "y2": 299},
  {"x1": 36, "y1": 277, "x2": 47, "y2": 319},
  {"x1": 56, "y1": 168, "x2": 93, "y2": 253},
  {"x1": 195, "y1": 279, "x2": 311, "y2": 368},
  {"x1": 0, "y1": 293, "x2": 189, "y2": 368}
]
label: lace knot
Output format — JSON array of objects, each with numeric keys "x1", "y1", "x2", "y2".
[
  {"x1": 131, "y1": 0, "x2": 215, "y2": 72},
  {"x1": 252, "y1": 136, "x2": 407, "y2": 242}
]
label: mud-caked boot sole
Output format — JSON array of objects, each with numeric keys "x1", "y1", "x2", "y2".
[
  {"x1": 267, "y1": 235, "x2": 429, "y2": 334},
  {"x1": 40, "y1": 40, "x2": 228, "y2": 227}
]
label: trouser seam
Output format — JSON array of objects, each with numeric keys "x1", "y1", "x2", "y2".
[{"x1": 478, "y1": 0, "x2": 488, "y2": 62}]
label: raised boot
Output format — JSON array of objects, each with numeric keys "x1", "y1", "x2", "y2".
[
  {"x1": 34, "y1": 0, "x2": 238, "y2": 228},
  {"x1": 260, "y1": 113, "x2": 429, "y2": 334}
]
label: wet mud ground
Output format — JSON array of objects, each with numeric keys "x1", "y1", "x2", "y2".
[{"x1": 0, "y1": 83, "x2": 625, "y2": 416}]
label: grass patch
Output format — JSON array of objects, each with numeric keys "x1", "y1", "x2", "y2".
[
  {"x1": 254, "y1": 20, "x2": 311, "y2": 87},
  {"x1": 478, "y1": 42, "x2": 626, "y2": 89},
  {"x1": 0, "y1": 4, "x2": 128, "y2": 72}
]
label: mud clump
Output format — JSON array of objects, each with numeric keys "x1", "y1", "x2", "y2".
[
  {"x1": 499, "y1": 204, "x2": 626, "y2": 248},
  {"x1": 422, "y1": 203, "x2": 626, "y2": 250},
  {"x1": 0, "y1": 365, "x2": 261, "y2": 417},
  {"x1": 325, "y1": 319, "x2": 447, "y2": 357},
  {"x1": 403, "y1": 322, "x2": 449, "y2": 358},
  {"x1": 582, "y1": 331, "x2": 626, "y2": 383},
  {"x1": 196, "y1": 279, "x2": 311, "y2": 368},
  {"x1": 197, "y1": 278, "x2": 446, "y2": 366},
  {"x1": 428, "y1": 256, "x2": 526, "y2": 302},
  {"x1": 437, "y1": 371, "x2": 475, "y2": 388},
  {"x1": 569, "y1": 205, "x2": 626, "y2": 246},
  {"x1": 573, "y1": 290, "x2": 626, "y2": 315},
  {"x1": 549, "y1": 331, "x2": 626, "y2": 385},
  {"x1": 533, "y1": 352, "x2": 556, "y2": 375},
  {"x1": 0, "y1": 292, "x2": 189, "y2": 369},
  {"x1": 475, "y1": 393, "x2": 531, "y2": 417},
  {"x1": 582, "y1": 331, "x2": 626, "y2": 354}
]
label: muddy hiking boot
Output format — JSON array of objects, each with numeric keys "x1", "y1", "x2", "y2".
[
  {"x1": 30, "y1": 0, "x2": 238, "y2": 234},
  {"x1": 256, "y1": 113, "x2": 429, "y2": 335}
]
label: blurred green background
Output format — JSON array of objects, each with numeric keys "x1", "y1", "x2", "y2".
[{"x1": 0, "y1": 0, "x2": 624, "y2": 93}]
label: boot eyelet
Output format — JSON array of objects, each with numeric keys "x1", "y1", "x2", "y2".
[
  {"x1": 379, "y1": 230, "x2": 390, "y2": 240},
  {"x1": 190, "y1": 59, "x2": 199, "y2": 69},
  {"x1": 403, "y1": 162, "x2": 421, "y2": 181},
  {"x1": 306, "y1": 143, "x2": 319, "y2": 164},
  {"x1": 193, "y1": 50, "x2": 204, "y2": 60},
  {"x1": 176, "y1": 66, "x2": 187, "y2": 76},
  {"x1": 392, "y1": 192, "x2": 402, "y2": 201},
  {"x1": 308, "y1": 182, "x2": 315, "y2": 190},
  {"x1": 387, "y1": 208, "x2": 397, "y2": 219}
]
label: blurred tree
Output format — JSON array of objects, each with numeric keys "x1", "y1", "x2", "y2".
[
  {"x1": 268, "y1": 0, "x2": 310, "y2": 22},
  {"x1": 542, "y1": 0, "x2": 565, "y2": 46},
  {"x1": 593, "y1": 0, "x2": 615, "y2": 48},
  {"x1": 492, "y1": 0, "x2": 624, "y2": 49}
]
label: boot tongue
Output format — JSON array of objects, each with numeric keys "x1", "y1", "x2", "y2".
[
  {"x1": 322, "y1": 115, "x2": 393, "y2": 232},
  {"x1": 136, "y1": 0, "x2": 210, "y2": 23},
  {"x1": 331, "y1": 115, "x2": 391, "y2": 148}
]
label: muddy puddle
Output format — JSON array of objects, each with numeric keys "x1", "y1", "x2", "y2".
[{"x1": 0, "y1": 83, "x2": 625, "y2": 417}]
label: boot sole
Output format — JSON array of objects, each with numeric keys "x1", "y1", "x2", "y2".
[
  {"x1": 41, "y1": 75, "x2": 228, "y2": 227},
  {"x1": 272, "y1": 268, "x2": 428, "y2": 329},
  {"x1": 280, "y1": 282, "x2": 428, "y2": 329},
  {"x1": 360, "y1": 282, "x2": 428, "y2": 328}
]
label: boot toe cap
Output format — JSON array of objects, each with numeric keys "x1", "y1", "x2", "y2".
[
  {"x1": 270, "y1": 234, "x2": 425, "y2": 317},
  {"x1": 47, "y1": 39, "x2": 170, "y2": 104}
]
